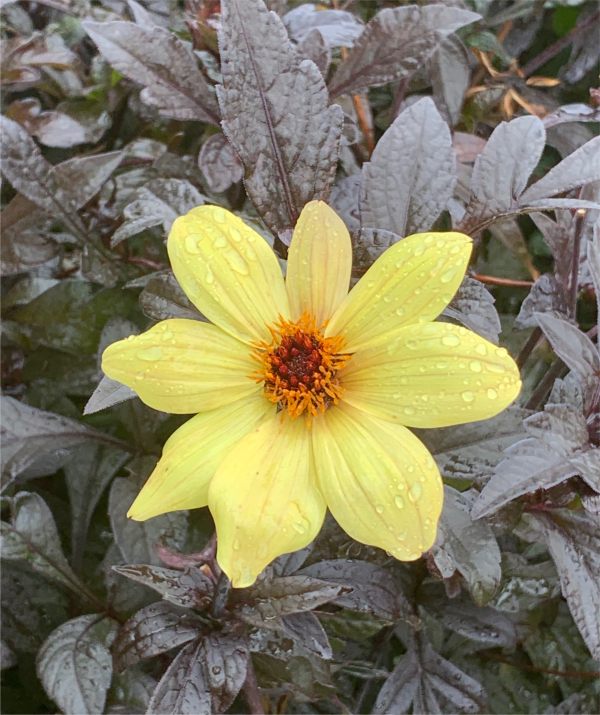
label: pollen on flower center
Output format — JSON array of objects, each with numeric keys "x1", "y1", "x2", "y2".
[{"x1": 254, "y1": 313, "x2": 350, "y2": 419}]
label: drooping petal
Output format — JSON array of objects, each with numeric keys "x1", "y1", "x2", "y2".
[
  {"x1": 128, "y1": 396, "x2": 274, "y2": 520},
  {"x1": 326, "y1": 232, "x2": 472, "y2": 351},
  {"x1": 286, "y1": 201, "x2": 352, "y2": 325},
  {"x1": 342, "y1": 322, "x2": 521, "y2": 428},
  {"x1": 209, "y1": 414, "x2": 326, "y2": 588},
  {"x1": 102, "y1": 319, "x2": 260, "y2": 414},
  {"x1": 168, "y1": 206, "x2": 289, "y2": 344},
  {"x1": 312, "y1": 403, "x2": 443, "y2": 560}
]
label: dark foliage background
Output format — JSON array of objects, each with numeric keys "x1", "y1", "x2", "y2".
[{"x1": 1, "y1": 0, "x2": 599, "y2": 713}]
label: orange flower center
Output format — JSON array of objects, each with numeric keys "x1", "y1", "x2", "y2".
[{"x1": 254, "y1": 313, "x2": 350, "y2": 419}]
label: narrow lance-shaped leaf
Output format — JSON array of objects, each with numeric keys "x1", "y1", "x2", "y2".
[
  {"x1": 463, "y1": 116, "x2": 546, "y2": 228},
  {"x1": 521, "y1": 136, "x2": 600, "y2": 203},
  {"x1": 37, "y1": 615, "x2": 119, "y2": 715},
  {"x1": 360, "y1": 97, "x2": 456, "y2": 237},
  {"x1": 536, "y1": 313, "x2": 600, "y2": 382},
  {"x1": 0, "y1": 491, "x2": 82, "y2": 592},
  {"x1": 218, "y1": 0, "x2": 343, "y2": 236},
  {"x1": 83, "y1": 21, "x2": 219, "y2": 124},
  {"x1": 0, "y1": 396, "x2": 125, "y2": 489},
  {"x1": 112, "y1": 564, "x2": 214, "y2": 609},
  {"x1": 113, "y1": 601, "x2": 203, "y2": 670},
  {"x1": 147, "y1": 634, "x2": 249, "y2": 715},
  {"x1": 328, "y1": 5, "x2": 480, "y2": 98}
]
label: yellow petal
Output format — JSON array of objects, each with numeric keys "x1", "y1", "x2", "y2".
[
  {"x1": 102, "y1": 319, "x2": 259, "y2": 414},
  {"x1": 286, "y1": 201, "x2": 352, "y2": 324},
  {"x1": 326, "y1": 232, "x2": 472, "y2": 351},
  {"x1": 342, "y1": 322, "x2": 521, "y2": 428},
  {"x1": 313, "y1": 403, "x2": 443, "y2": 560},
  {"x1": 168, "y1": 206, "x2": 290, "y2": 344},
  {"x1": 128, "y1": 396, "x2": 274, "y2": 520},
  {"x1": 209, "y1": 414, "x2": 326, "y2": 588}
]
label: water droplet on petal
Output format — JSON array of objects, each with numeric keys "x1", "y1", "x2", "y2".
[
  {"x1": 409, "y1": 483, "x2": 423, "y2": 502},
  {"x1": 440, "y1": 268, "x2": 456, "y2": 284},
  {"x1": 185, "y1": 235, "x2": 202, "y2": 254},
  {"x1": 375, "y1": 504, "x2": 385, "y2": 514},
  {"x1": 394, "y1": 495, "x2": 405, "y2": 509},
  {"x1": 487, "y1": 388, "x2": 498, "y2": 400},
  {"x1": 442, "y1": 334, "x2": 460, "y2": 347},
  {"x1": 462, "y1": 390, "x2": 475, "y2": 402},
  {"x1": 469, "y1": 360, "x2": 482, "y2": 373}
]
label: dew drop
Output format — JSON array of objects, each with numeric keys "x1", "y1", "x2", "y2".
[
  {"x1": 462, "y1": 390, "x2": 475, "y2": 402},
  {"x1": 232, "y1": 539, "x2": 240, "y2": 551},
  {"x1": 403, "y1": 406, "x2": 416, "y2": 416},
  {"x1": 213, "y1": 235, "x2": 227, "y2": 249},
  {"x1": 205, "y1": 268, "x2": 214, "y2": 284},
  {"x1": 185, "y1": 235, "x2": 202, "y2": 254},
  {"x1": 395, "y1": 307, "x2": 405, "y2": 317},
  {"x1": 487, "y1": 387, "x2": 498, "y2": 400},
  {"x1": 441, "y1": 334, "x2": 460, "y2": 347},
  {"x1": 469, "y1": 360, "x2": 482, "y2": 373},
  {"x1": 475, "y1": 343, "x2": 487, "y2": 356},
  {"x1": 408, "y1": 483, "x2": 423, "y2": 502},
  {"x1": 375, "y1": 504, "x2": 385, "y2": 514},
  {"x1": 224, "y1": 250, "x2": 249, "y2": 275},
  {"x1": 394, "y1": 495, "x2": 405, "y2": 509},
  {"x1": 440, "y1": 268, "x2": 456, "y2": 284}
]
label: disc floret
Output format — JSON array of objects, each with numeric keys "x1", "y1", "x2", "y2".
[{"x1": 255, "y1": 313, "x2": 350, "y2": 418}]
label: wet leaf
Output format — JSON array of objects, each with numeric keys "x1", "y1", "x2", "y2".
[
  {"x1": 37, "y1": 615, "x2": 118, "y2": 715},
  {"x1": 0, "y1": 397, "x2": 122, "y2": 488},
  {"x1": 328, "y1": 5, "x2": 480, "y2": 98},
  {"x1": 64, "y1": 445, "x2": 129, "y2": 568},
  {"x1": 111, "y1": 178, "x2": 206, "y2": 246},
  {"x1": 218, "y1": 0, "x2": 343, "y2": 235},
  {"x1": 536, "y1": 313, "x2": 600, "y2": 383},
  {"x1": 431, "y1": 35, "x2": 471, "y2": 126},
  {"x1": 531, "y1": 511, "x2": 600, "y2": 659},
  {"x1": 108, "y1": 477, "x2": 188, "y2": 566},
  {"x1": 197, "y1": 133, "x2": 243, "y2": 194},
  {"x1": 139, "y1": 271, "x2": 200, "y2": 321},
  {"x1": 464, "y1": 116, "x2": 546, "y2": 224},
  {"x1": 234, "y1": 575, "x2": 345, "y2": 626},
  {"x1": 6, "y1": 97, "x2": 89, "y2": 148},
  {"x1": 148, "y1": 633, "x2": 249, "y2": 714},
  {"x1": 113, "y1": 602, "x2": 204, "y2": 670},
  {"x1": 299, "y1": 559, "x2": 412, "y2": 621},
  {"x1": 112, "y1": 564, "x2": 213, "y2": 609},
  {"x1": 1, "y1": 562, "x2": 70, "y2": 654},
  {"x1": 521, "y1": 136, "x2": 600, "y2": 203},
  {"x1": 443, "y1": 277, "x2": 501, "y2": 343},
  {"x1": 361, "y1": 97, "x2": 455, "y2": 237},
  {"x1": 280, "y1": 611, "x2": 332, "y2": 659},
  {"x1": 296, "y1": 29, "x2": 331, "y2": 77},
  {"x1": 374, "y1": 632, "x2": 486, "y2": 714},
  {"x1": 283, "y1": 4, "x2": 363, "y2": 48},
  {"x1": 84, "y1": 376, "x2": 137, "y2": 415},
  {"x1": 83, "y1": 21, "x2": 219, "y2": 124},
  {"x1": 432, "y1": 487, "x2": 502, "y2": 605},
  {"x1": 516, "y1": 274, "x2": 568, "y2": 328},
  {"x1": 0, "y1": 491, "x2": 81, "y2": 592}
]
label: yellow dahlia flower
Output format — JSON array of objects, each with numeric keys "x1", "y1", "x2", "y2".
[{"x1": 102, "y1": 201, "x2": 520, "y2": 588}]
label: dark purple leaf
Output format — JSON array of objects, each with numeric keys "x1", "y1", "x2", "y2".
[
  {"x1": 431, "y1": 35, "x2": 471, "y2": 126},
  {"x1": 139, "y1": 271, "x2": 200, "y2": 321},
  {"x1": 535, "y1": 313, "x2": 600, "y2": 383},
  {"x1": 361, "y1": 98, "x2": 455, "y2": 237},
  {"x1": 218, "y1": 0, "x2": 343, "y2": 234},
  {"x1": 283, "y1": 4, "x2": 363, "y2": 48},
  {"x1": 515, "y1": 274, "x2": 568, "y2": 328},
  {"x1": 443, "y1": 277, "x2": 501, "y2": 344},
  {"x1": 328, "y1": 5, "x2": 480, "y2": 98},
  {"x1": 299, "y1": 559, "x2": 412, "y2": 621},
  {"x1": 112, "y1": 564, "x2": 213, "y2": 609},
  {"x1": 521, "y1": 136, "x2": 600, "y2": 204},
  {"x1": 197, "y1": 133, "x2": 243, "y2": 194},
  {"x1": 108, "y1": 477, "x2": 188, "y2": 566},
  {"x1": 37, "y1": 615, "x2": 118, "y2": 715},
  {"x1": 83, "y1": 21, "x2": 219, "y2": 124},
  {"x1": 296, "y1": 28, "x2": 331, "y2": 77},
  {"x1": 280, "y1": 611, "x2": 332, "y2": 659},
  {"x1": 113, "y1": 602, "x2": 203, "y2": 670},
  {"x1": 84, "y1": 377, "x2": 137, "y2": 415}
]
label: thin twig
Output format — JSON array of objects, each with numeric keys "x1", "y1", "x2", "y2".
[
  {"x1": 521, "y1": 10, "x2": 600, "y2": 78},
  {"x1": 516, "y1": 327, "x2": 542, "y2": 370},
  {"x1": 568, "y1": 209, "x2": 587, "y2": 317},
  {"x1": 472, "y1": 272, "x2": 534, "y2": 288},
  {"x1": 525, "y1": 359, "x2": 566, "y2": 410},
  {"x1": 243, "y1": 659, "x2": 265, "y2": 715},
  {"x1": 482, "y1": 651, "x2": 600, "y2": 679}
]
